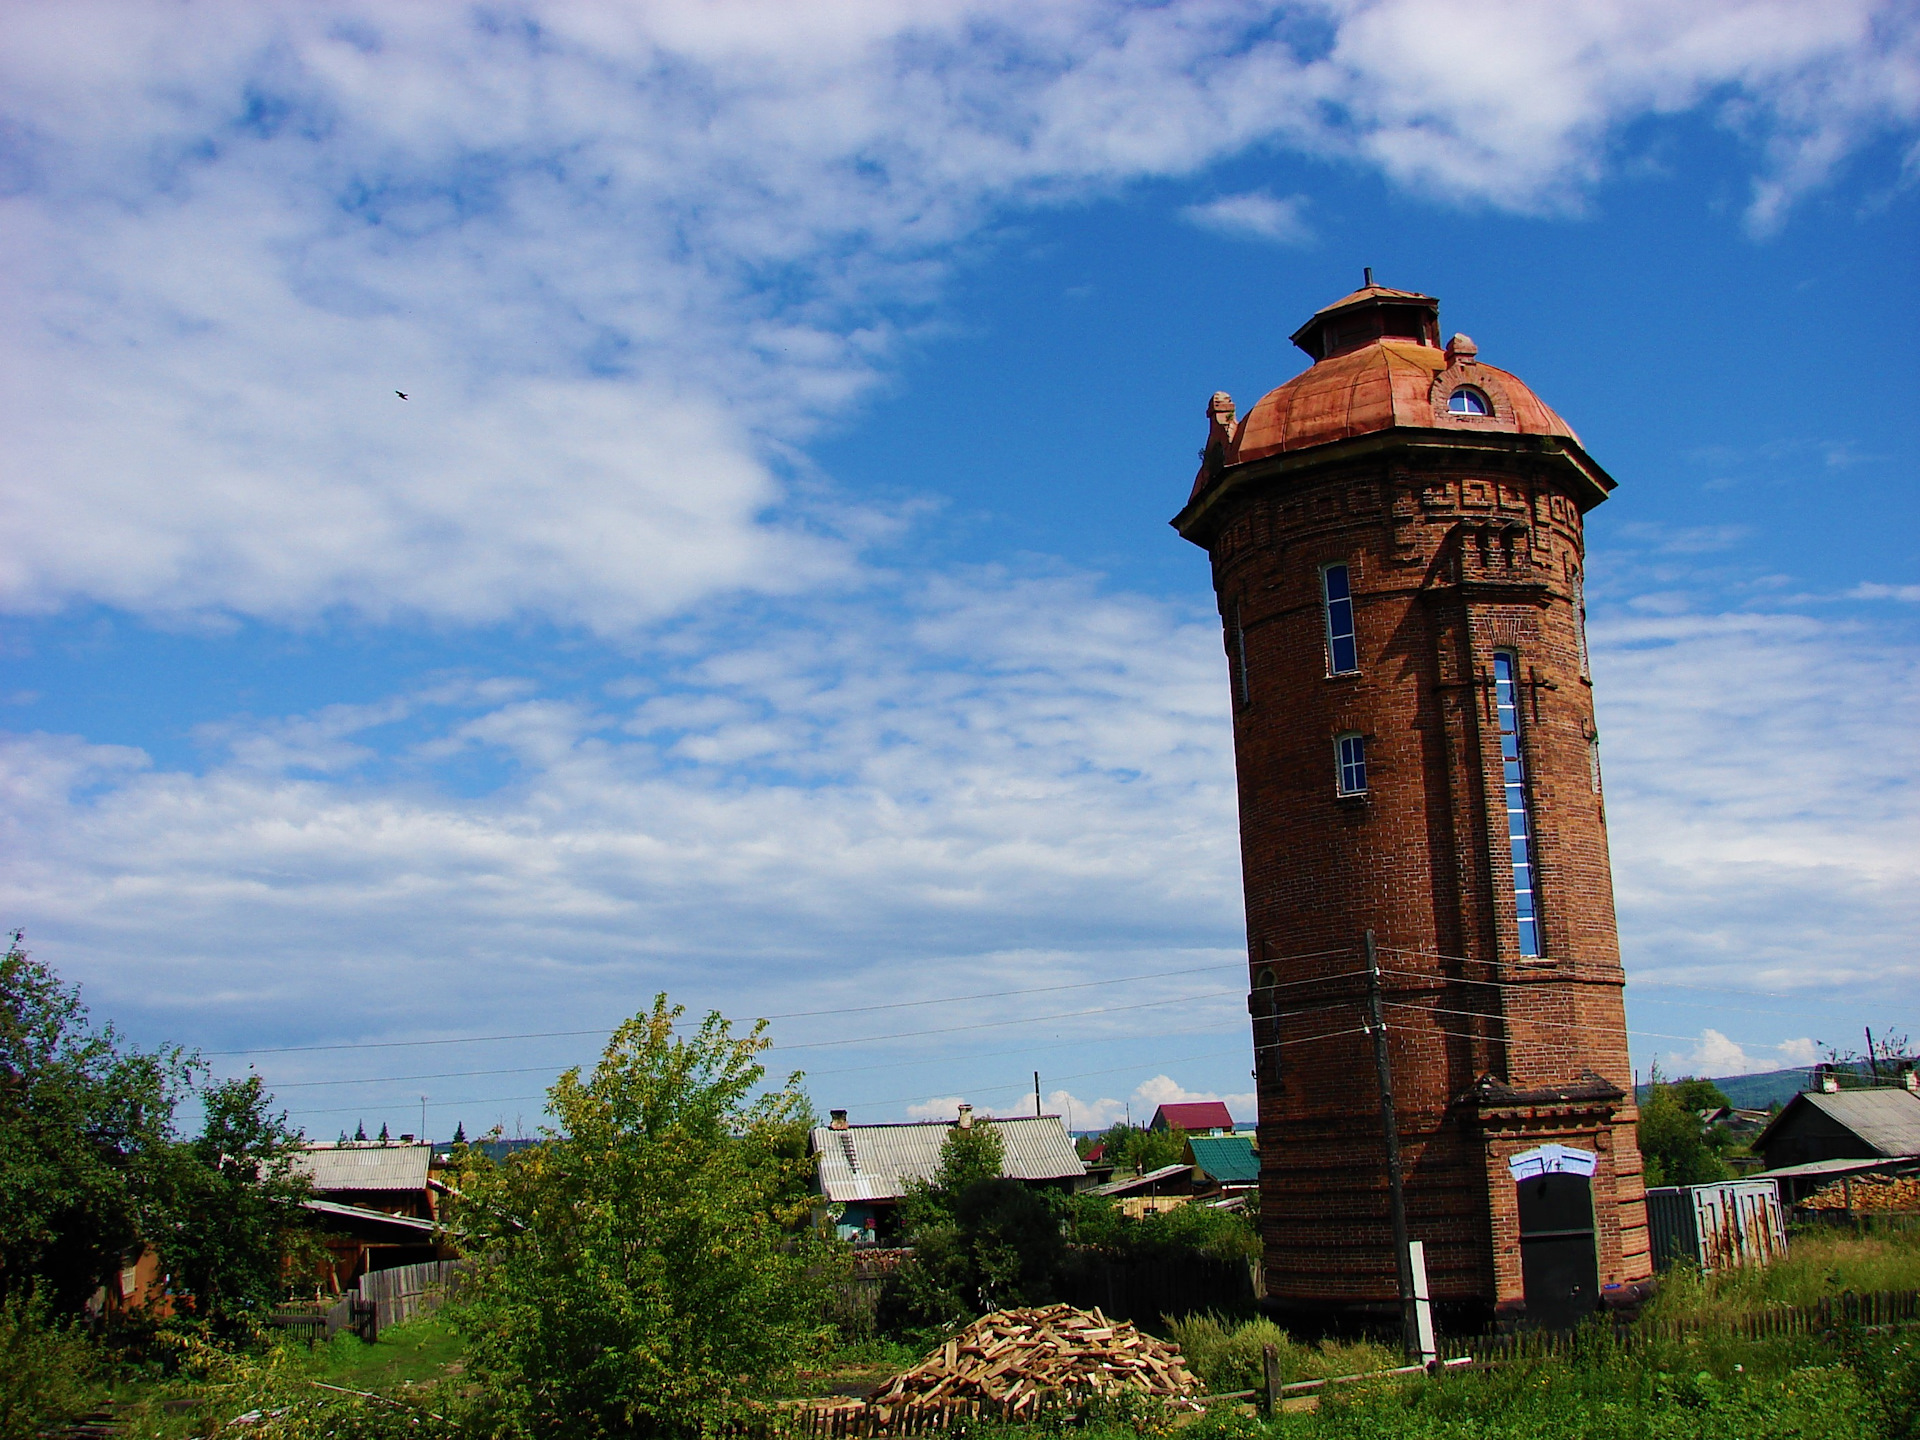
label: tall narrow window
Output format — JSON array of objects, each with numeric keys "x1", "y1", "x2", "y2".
[
  {"x1": 1336, "y1": 732, "x2": 1368, "y2": 795},
  {"x1": 1493, "y1": 651, "x2": 1543, "y2": 957},
  {"x1": 1571, "y1": 569, "x2": 1591, "y2": 681},
  {"x1": 1321, "y1": 564, "x2": 1358, "y2": 674},
  {"x1": 1228, "y1": 601, "x2": 1250, "y2": 707}
]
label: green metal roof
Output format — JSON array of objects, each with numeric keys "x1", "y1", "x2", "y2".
[{"x1": 1187, "y1": 1133, "x2": 1259, "y2": 1184}]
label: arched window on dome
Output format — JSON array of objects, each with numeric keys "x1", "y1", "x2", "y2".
[{"x1": 1448, "y1": 387, "x2": 1491, "y2": 416}]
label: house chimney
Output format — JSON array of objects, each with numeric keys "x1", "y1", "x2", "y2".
[
  {"x1": 1818, "y1": 1064, "x2": 1840, "y2": 1094},
  {"x1": 956, "y1": 1103, "x2": 974, "y2": 1129},
  {"x1": 829, "y1": 1109, "x2": 849, "y2": 1130},
  {"x1": 400, "y1": 1133, "x2": 415, "y2": 1143}
]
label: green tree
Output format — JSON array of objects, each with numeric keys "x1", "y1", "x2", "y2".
[
  {"x1": 1637, "y1": 1073, "x2": 1731, "y2": 1188},
  {"x1": 1667, "y1": 1077, "x2": 1732, "y2": 1112},
  {"x1": 448, "y1": 995, "x2": 824, "y2": 1439},
  {"x1": 0, "y1": 934, "x2": 188, "y2": 1311},
  {"x1": 146, "y1": 1074, "x2": 310, "y2": 1335},
  {"x1": 1082, "y1": 1121, "x2": 1188, "y2": 1175}
]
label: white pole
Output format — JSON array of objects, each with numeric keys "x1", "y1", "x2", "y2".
[{"x1": 1408, "y1": 1240, "x2": 1439, "y2": 1368}]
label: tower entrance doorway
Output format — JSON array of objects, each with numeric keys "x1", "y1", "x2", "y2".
[{"x1": 1512, "y1": 1145, "x2": 1600, "y2": 1330}]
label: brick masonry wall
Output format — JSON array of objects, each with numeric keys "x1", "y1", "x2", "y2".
[{"x1": 1197, "y1": 438, "x2": 1652, "y2": 1321}]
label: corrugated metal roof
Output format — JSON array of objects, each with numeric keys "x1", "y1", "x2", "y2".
[
  {"x1": 1760, "y1": 1089, "x2": 1920, "y2": 1159},
  {"x1": 1150, "y1": 1101, "x2": 1235, "y2": 1132},
  {"x1": 809, "y1": 1116, "x2": 1084, "y2": 1204},
  {"x1": 294, "y1": 1143, "x2": 433, "y2": 1193},
  {"x1": 1187, "y1": 1134, "x2": 1259, "y2": 1184},
  {"x1": 1088, "y1": 1162, "x2": 1191, "y2": 1198},
  {"x1": 301, "y1": 1198, "x2": 437, "y2": 1234},
  {"x1": 1752, "y1": 1155, "x2": 1920, "y2": 1180}
]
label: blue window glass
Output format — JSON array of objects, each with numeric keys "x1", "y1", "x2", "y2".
[
  {"x1": 1449, "y1": 387, "x2": 1490, "y2": 415},
  {"x1": 1337, "y1": 732, "x2": 1367, "y2": 795},
  {"x1": 1322, "y1": 564, "x2": 1358, "y2": 674},
  {"x1": 1493, "y1": 651, "x2": 1542, "y2": 957}
]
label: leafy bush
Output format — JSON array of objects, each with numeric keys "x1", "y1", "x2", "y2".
[
  {"x1": 0, "y1": 1301, "x2": 102, "y2": 1440},
  {"x1": 1065, "y1": 1193, "x2": 1258, "y2": 1264},
  {"x1": 1163, "y1": 1314, "x2": 1394, "y2": 1394},
  {"x1": 447, "y1": 996, "x2": 828, "y2": 1439}
]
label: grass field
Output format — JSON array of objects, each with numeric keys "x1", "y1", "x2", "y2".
[{"x1": 70, "y1": 1227, "x2": 1920, "y2": 1440}]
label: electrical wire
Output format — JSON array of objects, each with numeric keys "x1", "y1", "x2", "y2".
[
  {"x1": 257, "y1": 1012, "x2": 1271, "y2": 1093},
  {"x1": 206, "y1": 948, "x2": 1358, "y2": 1061}
]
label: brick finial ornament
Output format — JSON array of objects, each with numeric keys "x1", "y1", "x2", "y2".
[{"x1": 1171, "y1": 279, "x2": 1652, "y2": 1333}]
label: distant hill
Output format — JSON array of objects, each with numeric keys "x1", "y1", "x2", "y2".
[{"x1": 1632, "y1": 1062, "x2": 1890, "y2": 1112}]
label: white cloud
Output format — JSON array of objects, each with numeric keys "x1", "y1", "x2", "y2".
[
  {"x1": 1852, "y1": 583, "x2": 1920, "y2": 603},
  {"x1": 1663, "y1": 1029, "x2": 1828, "y2": 1077},
  {"x1": 1594, "y1": 601, "x2": 1920, "y2": 999},
  {"x1": 0, "y1": 3, "x2": 1913, "y2": 627},
  {"x1": 1180, "y1": 190, "x2": 1314, "y2": 245},
  {"x1": 0, "y1": 571, "x2": 1249, "y2": 1074},
  {"x1": 1133, "y1": 1073, "x2": 1254, "y2": 1121},
  {"x1": 906, "y1": 1096, "x2": 973, "y2": 1121}
]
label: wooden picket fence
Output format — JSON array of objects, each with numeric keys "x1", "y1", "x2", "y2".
[{"x1": 1446, "y1": 1287, "x2": 1920, "y2": 1363}]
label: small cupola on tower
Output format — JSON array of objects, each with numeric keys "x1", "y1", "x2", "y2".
[{"x1": 1289, "y1": 268, "x2": 1440, "y2": 361}]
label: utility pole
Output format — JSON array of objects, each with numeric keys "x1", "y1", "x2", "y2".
[
  {"x1": 1364, "y1": 929, "x2": 1417, "y2": 1356},
  {"x1": 1035, "y1": 1071, "x2": 1043, "y2": 1117}
]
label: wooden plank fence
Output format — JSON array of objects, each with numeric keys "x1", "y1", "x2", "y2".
[
  {"x1": 1445, "y1": 1287, "x2": 1920, "y2": 1363},
  {"x1": 266, "y1": 1260, "x2": 463, "y2": 1344},
  {"x1": 356, "y1": 1259, "x2": 464, "y2": 1329},
  {"x1": 753, "y1": 1288, "x2": 1920, "y2": 1437}
]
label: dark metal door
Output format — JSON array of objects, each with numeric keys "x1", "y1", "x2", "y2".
[{"x1": 1517, "y1": 1173, "x2": 1599, "y2": 1329}]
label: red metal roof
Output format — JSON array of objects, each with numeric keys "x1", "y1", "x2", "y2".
[
  {"x1": 1150, "y1": 1100, "x2": 1235, "y2": 1132},
  {"x1": 1229, "y1": 340, "x2": 1576, "y2": 468}
]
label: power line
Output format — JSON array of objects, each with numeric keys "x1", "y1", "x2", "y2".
[
  {"x1": 204, "y1": 957, "x2": 1287, "y2": 1060},
  {"x1": 254, "y1": 1013, "x2": 1267, "y2": 1093},
  {"x1": 278, "y1": 1031, "x2": 1266, "y2": 1123}
]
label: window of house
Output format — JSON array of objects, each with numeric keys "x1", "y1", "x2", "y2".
[
  {"x1": 1448, "y1": 387, "x2": 1491, "y2": 416},
  {"x1": 1589, "y1": 737, "x2": 1603, "y2": 795},
  {"x1": 1321, "y1": 564, "x2": 1358, "y2": 674},
  {"x1": 1336, "y1": 732, "x2": 1368, "y2": 795},
  {"x1": 1493, "y1": 651, "x2": 1543, "y2": 957}
]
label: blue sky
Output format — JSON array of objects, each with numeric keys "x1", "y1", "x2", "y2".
[{"x1": 2, "y1": 2, "x2": 1917, "y2": 1137}]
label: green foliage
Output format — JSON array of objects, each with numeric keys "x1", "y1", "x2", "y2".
[
  {"x1": 881, "y1": 1123, "x2": 1076, "y2": 1342},
  {"x1": 1065, "y1": 1192, "x2": 1259, "y2": 1263},
  {"x1": 1084, "y1": 1122, "x2": 1190, "y2": 1176},
  {"x1": 446, "y1": 994, "x2": 827, "y2": 1439},
  {"x1": 1636, "y1": 1075, "x2": 1731, "y2": 1188},
  {"x1": 0, "y1": 934, "x2": 313, "y2": 1331},
  {"x1": 1645, "y1": 1227, "x2": 1920, "y2": 1324},
  {"x1": 0, "y1": 1299, "x2": 104, "y2": 1440},
  {"x1": 1665, "y1": 1077, "x2": 1732, "y2": 1112},
  {"x1": 146, "y1": 1074, "x2": 311, "y2": 1336},
  {"x1": 0, "y1": 933, "x2": 191, "y2": 1310},
  {"x1": 1163, "y1": 1314, "x2": 1394, "y2": 1394}
]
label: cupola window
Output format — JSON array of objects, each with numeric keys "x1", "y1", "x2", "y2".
[{"x1": 1448, "y1": 387, "x2": 1490, "y2": 416}]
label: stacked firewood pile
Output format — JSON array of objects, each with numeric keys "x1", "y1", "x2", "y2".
[
  {"x1": 868, "y1": 1304, "x2": 1201, "y2": 1416},
  {"x1": 1803, "y1": 1172, "x2": 1920, "y2": 1211}
]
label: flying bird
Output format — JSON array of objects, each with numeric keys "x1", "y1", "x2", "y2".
[{"x1": 395, "y1": 390, "x2": 409, "y2": 400}]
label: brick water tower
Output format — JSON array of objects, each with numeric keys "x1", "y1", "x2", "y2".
[{"x1": 1171, "y1": 277, "x2": 1652, "y2": 1332}]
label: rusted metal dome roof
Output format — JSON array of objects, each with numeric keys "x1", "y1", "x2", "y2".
[{"x1": 1188, "y1": 300, "x2": 1581, "y2": 504}]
